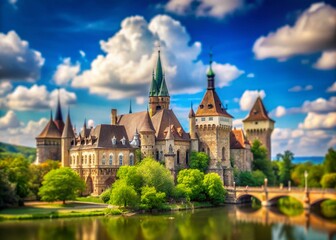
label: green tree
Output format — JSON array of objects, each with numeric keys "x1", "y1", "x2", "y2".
[
  {"x1": 110, "y1": 180, "x2": 138, "y2": 207},
  {"x1": 0, "y1": 170, "x2": 18, "y2": 209},
  {"x1": 100, "y1": 187, "x2": 112, "y2": 203},
  {"x1": 252, "y1": 170, "x2": 267, "y2": 186},
  {"x1": 140, "y1": 186, "x2": 166, "y2": 210},
  {"x1": 320, "y1": 173, "x2": 336, "y2": 188},
  {"x1": 39, "y1": 167, "x2": 85, "y2": 204},
  {"x1": 238, "y1": 170, "x2": 266, "y2": 186},
  {"x1": 177, "y1": 169, "x2": 205, "y2": 201},
  {"x1": 117, "y1": 166, "x2": 143, "y2": 193},
  {"x1": 29, "y1": 160, "x2": 60, "y2": 200},
  {"x1": 189, "y1": 151, "x2": 210, "y2": 173},
  {"x1": 277, "y1": 150, "x2": 294, "y2": 186},
  {"x1": 323, "y1": 148, "x2": 336, "y2": 173},
  {"x1": 308, "y1": 165, "x2": 324, "y2": 187},
  {"x1": 203, "y1": 173, "x2": 226, "y2": 205},
  {"x1": 251, "y1": 140, "x2": 275, "y2": 185}
]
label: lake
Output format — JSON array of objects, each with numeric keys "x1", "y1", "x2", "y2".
[{"x1": 0, "y1": 206, "x2": 335, "y2": 240}]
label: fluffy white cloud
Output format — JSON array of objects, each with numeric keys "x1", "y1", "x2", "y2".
[
  {"x1": 314, "y1": 50, "x2": 336, "y2": 70},
  {"x1": 79, "y1": 50, "x2": 86, "y2": 58},
  {"x1": 239, "y1": 90, "x2": 265, "y2": 111},
  {"x1": 53, "y1": 58, "x2": 80, "y2": 85},
  {"x1": 0, "y1": 31, "x2": 44, "y2": 81},
  {"x1": 87, "y1": 119, "x2": 95, "y2": 128},
  {"x1": 3, "y1": 85, "x2": 76, "y2": 111},
  {"x1": 0, "y1": 81, "x2": 12, "y2": 96},
  {"x1": 271, "y1": 106, "x2": 286, "y2": 118},
  {"x1": 0, "y1": 112, "x2": 48, "y2": 147},
  {"x1": 272, "y1": 127, "x2": 334, "y2": 156},
  {"x1": 72, "y1": 15, "x2": 243, "y2": 99},
  {"x1": 246, "y1": 73, "x2": 255, "y2": 78},
  {"x1": 165, "y1": 0, "x2": 260, "y2": 19},
  {"x1": 288, "y1": 85, "x2": 313, "y2": 92},
  {"x1": 327, "y1": 82, "x2": 336, "y2": 92},
  {"x1": 301, "y1": 97, "x2": 336, "y2": 114},
  {"x1": 253, "y1": 3, "x2": 336, "y2": 60},
  {"x1": 0, "y1": 110, "x2": 20, "y2": 130},
  {"x1": 299, "y1": 112, "x2": 336, "y2": 130},
  {"x1": 233, "y1": 118, "x2": 243, "y2": 128}
]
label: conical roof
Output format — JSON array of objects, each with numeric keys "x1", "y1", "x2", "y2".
[
  {"x1": 243, "y1": 97, "x2": 274, "y2": 122},
  {"x1": 155, "y1": 50, "x2": 163, "y2": 88},
  {"x1": 149, "y1": 71, "x2": 158, "y2": 96},
  {"x1": 196, "y1": 90, "x2": 233, "y2": 118},
  {"x1": 158, "y1": 75, "x2": 169, "y2": 96},
  {"x1": 188, "y1": 105, "x2": 195, "y2": 118},
  {"x1": 54, "y1": 89, "x2": 65, "y2": 132},
  {"x1": 37, "y1": 111, "x2": 62, "y2": 139},
  {"x1": 139, "y1": 111, "x2": 155, "y2": 133},
  {"x1": 62, "y1": 111, "x2": 75, "y2": 138}
]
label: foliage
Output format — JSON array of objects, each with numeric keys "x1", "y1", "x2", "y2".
[
  {"x1": 251, "y1": 140, "x2": 275, "y2": 185},
  {"x1": 323, "y1": 148, "x2": 336, "y2": 174},
  {"x1": 0, "y1": 141, "x2": 36, "y2": 163},
  {"x1": 237, "y1": 170, "x2": 266, "y2": 186},
  {"x1": 134, "y1": 149, "x2": 143, "y2": 163},
  {"x1": 203, "y1": 173, "x2": 226, "y2": 205},
  {"x1": 0, "y1": 170, "x2": 18, "y2": 209},
  {"x1": 271, "y1": 161, "x2": 280, "y2": 185},
  {"x1": 307, "y1": 165, "x2": 324, "y2": 187},
  {"x1": 29, "y1": 160, "x2": 60, "y2": 200},
  {"x1": 76, "y1": 196, "x2": 103, "y2": 203},
  {"x1": 110, "y1": 180, "x2": 138, "y2": 208},
  {"x1": 320, "y1": 173, "x2": 336, "y2": 188},
  {"x1": 39, "y1": 167, "x2": 85, "y2": 204},
  {"x1": 321, "y1": 200, "x2": 336, "y2": 218},
  {"x1": 277, "y1": 197, "x2": 303, "y2": 216},
  {"x1": 100, "y1": 188, "x2": 112, "y2": 203},
  {"x1": 172, "y1": 185, "x2": 189, "y2": 202},
  {"x1": 277, "y1": 150, "x2": 294, "y2": 186},
  {"x1": 189, "y1": 151, "x2": 210, "y2": 173},
  {"x1": 291, "y1": 162, "x2": 323, "y2": 187},
  {"x1": 140, "y1": 186, "x2": 166, "y2": 210},
  {"x1": 252, "y1": 170, "x2": 267, "y2": 186},
  {"x1": 177, "y1": 169, "x2": 205, "y2": 201},
  {"x1": 117, "y1": 166, "x2": 143, "y2": 193}
]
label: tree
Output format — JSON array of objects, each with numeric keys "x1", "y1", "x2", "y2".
[
  {"x1": 177, "y1": 169, "x2": 205, "y2": 201},
  {"x1": 189, "y1": 151, "x2": 210, "y2": 173},
  {"x1": 29, "y1": 160, "x2": 60, "y2": 200},
  {"x1": 277, "y1": 150, "x2": 294, "y2": 186},
  {"x1": 237, "y1": 170, "x2": 266, "y2": 186},
  {"x1": 323, "y1": 148, "x2": 336, "y2": 174},
  {"x1": 203, "y1": 173, "x2": 226, "y2": 205},
  {"x1": 252, "y1": 170, "x2": 267, "y2": 186},
  {"x1": 110, "y1": 180, "x2": 138, "y2": 207},
  {"x1": 0, "y1": 170, "x2": 18, "y2": 209},
  {"x1": 320, "y1": 173, "x2": 336, "y2": 188},
  {"x1": 39, "y1": 167, "x2": 85, "y2": 204},
  {"x1": 140, "y1": 186, "x2": 166, "y2": 210},
  {"x1": 117, "y1": 166, "x2": 143, "y2": 193},
  {"x1": 100, "y1": 187, "x2": 112, "y2": 203}
]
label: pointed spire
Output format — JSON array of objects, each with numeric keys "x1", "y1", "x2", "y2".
[
  {"x1": 207, "y1": 49, "x2": 215, "y2": 90},
  {"x1": 188, "y1": 102, "x2": 195, "y2": 118},
  {"x1": 55, "y1": 88, "x2": 63, "y2": 121},
  {"x1": 62, "y1": 108, "x2": 75, "y2": 138},
  {"x1": 50, "y1": 109, "x2": 53, "y2": 120},
  {"x1": 155, "y1": 49, "x2": 163, "y2": 88},
  {"x1": 129, "y1": 99, "x2": 132, "y2": 114},
  {"x1": 149, "y1": 70, "x2": 158, "y2": 96},
  {"x1": 158, "y1": 73, "x2": 169, "y2": 96},
  {"x1": 140, "y1": 110, "x2": 155, "y2": 133}
]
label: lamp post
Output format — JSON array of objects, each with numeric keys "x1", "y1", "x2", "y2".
[
  {"x1": 264, "y1": 178, "x2": 268, "y2": 191},
  {"x1": 304, "y1": 170, "x2": 309, "y2": 192}
]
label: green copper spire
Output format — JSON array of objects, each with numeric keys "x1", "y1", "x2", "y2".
[
  {"x1": 207, "y1": 50, "x2": 215, "y2": 77},
  {"x1": 155, "y1": 50, "x2": 163, "y2": 88},
  {"x1": 149, "y1": 70, "x2": 158, "y2": 96},
  {"x1": 158, "y1": 73, "x2": 169, "y2": 96}
]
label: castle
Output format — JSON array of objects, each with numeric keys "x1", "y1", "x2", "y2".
[{"x1": 36, "y1": 50, "x2": 275, "y2": 195}]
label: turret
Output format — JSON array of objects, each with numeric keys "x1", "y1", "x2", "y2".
[
  {"x1": 164, "y1": 121, "x2": 177, "y2": 178},
  {"x1": 61, "y1": 109, "x2": 75, "y2": 167},
  {"x1": 189, "y1": 103, "x2": 196, "y2": 139},
  {"x1": 139, "y1": 110, "x2": 156, "y2": 157}
]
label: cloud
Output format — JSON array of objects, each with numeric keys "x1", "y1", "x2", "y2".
[
  {"x1": 246, "y1": 73, "x2": 255, "y2": 78},
  {"x1": 53, "y1": 58, "x2": 80, "y2": 85},
  {"x1": 87, "y1": 119, "x2": 95, "y2": 128},
  {"x1": 299, "y1": 112, "x2": 336, "y2": 130},
  {"x1": 327, "y1": 82, "x2": 336, "y2": 92},
  {"x1": 164, "y1": 0, "x2": 261, "y2": 19},
  {"x1": 79, "y1": 50, "x2": 86, "y2": 58},
  {"x1": 239, "y1": 90, "x2": 265, "y2": 111},
  {"x1": 3, "y1": 85, "x2": 76, "y2": 111},
  {"x1": 271, "y1": 106, "x2": 286, "y2": 118},
  {"x1": 0, "y1": 110, "x2": 20, "y2": 130},
  {"x1": 0, "y1": 31, "x2": 44, "y2": 81},
  {"x1": 314, "y1": 50, "x2": 336, "y2": 70},
  {"x1": 72, "y1": 15, "x2": 243, "y2": 99},
  {"x1": 253, "y1": 3, "x2": 336, "y2": 60},
  {"x1": 0, "y1": 112, "x2": 48, "y2": 147},
  {"x1": 8, "y1": 0, "x2": 17, "y2": 5},
  {"x1": 288, "y1": 85, "x2": 313, "y2": 92},
  {"x1": 136, "y1": 96, "x2": 145, "y2": 105},
  {"x1": 233, "y1": 118, "x2": 243, "y2": 128},
  {"x1": 0, "y1": 81, "x2": 13, "y2": 96}
]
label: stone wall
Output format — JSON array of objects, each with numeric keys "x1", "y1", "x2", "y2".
[
  {"x1": 36, "y1": 138, "x2": 61, "y2": 164},
  {"x1": 230, "y1": 149, "x2": 253, "y2": 172}
]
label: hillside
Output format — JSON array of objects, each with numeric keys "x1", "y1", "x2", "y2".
[{"x1": 0, "y1": 142, "x2": 36, "y2": 163}]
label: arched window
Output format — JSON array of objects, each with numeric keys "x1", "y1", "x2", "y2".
[
  {"x1": 81, "y1": 156, "x2": 84, "y2": 164},
  {"x1": 76, "y1": 156, "x2": 79, "y2": 164},
  {"x1": 119, "y1": 154, "x2": 123, "y2": 166},
  {"x1": 207, "y1": 148, "x2": 210, "y2": 157},
  {"x1": 156, "y1": 150, "x2": 159, "y2": 161},
  {"x1": 177, "y1": 150, "x2": 180, "y2": 165},
  {"x1": 93, "y1": 155, "x2": 95, "y2": 164},
  {"x1": 70, "y1": 156, "x2": 72, "y2": 165},
  {"x1": 129, "y1": 154, "x2": 134, "y2": 166},
  {"x1": 102, "y1": 153, "x2": 106, "y2": 165},
  {"x1": 89, "y1": 155, "x2": 92, "y2": 164},
  {"x1": 222, "y1": 147, "x2": 225, "y2": 161},
  {"x1": 109, "y1": 154, "x2": 113, "y2": 165},
  {"x1": 85, "y1": 155, "x2": 87, "y2": 164},
  {"x1": 186, "y1": 151, "x2": 189, "y2": 166}
]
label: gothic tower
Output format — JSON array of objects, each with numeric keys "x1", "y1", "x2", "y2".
[
  {"x1": 54, "y1": 89, "x2": 65, "y2": 132},
  {"x1": 139, "y1": 110, "x2": 156, "y2": 157},
  {"x1": 243, "y1": 97, "x2": 275, "y2": 159},
  {"x1": 149, "y1": 50, "x2": 170, "y2": 117},
  {"x1": 61, "y1": 110, "x2": 75, "y2": 167},
  {"x1": 195, "y1": 52, "x2": 233, "y2": 186}
]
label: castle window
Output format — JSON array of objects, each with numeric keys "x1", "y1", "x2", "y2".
[
  {"x1": 255, "y1": 122, "x2": 258, "y2": 125},
  {"x1": 112, "y1": 136, "x2": 117, "y2": 145},
  {"x1": 121, "y1": 137, "x2": 126, "y2": 145},
  {"x1": 119, "y1": 154, "x2": 123, "y2": 166},
  {"x1": 177, "y1": 150, "x2": 180, "y2": 165},
  {"x1": 207, "y1": 148, "x2": 210, "y2": 157},
  {"x1": 200, "y1": 104, "x2": 204, "y2": 109},
  {"x1": 109, "y1": 154, "x2": 113, "y2": 165},
  {"x1": 209, "y1": 117, "x2": 213, "y2": 121},
  {"x1": 102, "y1": 154, "x2": 106, "y2": 165},
  {"x1": 222, "y1": 147, "x2": 225, "y2": 161},
  {"x1": 186, "y1": 151, "x2": 189, "y2": 166},
  {"x1": 89, "y1": 155, "x2": 92, "y2": 164},
  {"x1": 207, "y1": 104, "x2": 213, "y2": 109},
  {"x1": 130, "y1": 154, "x2": 134, "y2": 166},
  {"x1": 201, "y1": 117, "x2": 205, "y2": 121},
  {"x1": 156, "y1": 150, "x2": 159, "y2": 161},
  {"x1": 93, "y1": 155, "x2": 95, "y2": 164},
  {"x1": 85, "y1": 155, "x2": 87, "y2": 164}
]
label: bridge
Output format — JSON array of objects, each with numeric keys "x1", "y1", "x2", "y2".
[{"x1": 225, "y1": 185, "x2": 336, "y2": 209}]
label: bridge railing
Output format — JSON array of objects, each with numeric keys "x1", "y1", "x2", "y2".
[{"x1": 225, "y1": 186, "x2": 336, "y2": 194}]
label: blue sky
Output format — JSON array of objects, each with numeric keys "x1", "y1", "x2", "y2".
[{"x1": 0, "y1": 0, "x2": 335, "y2": 157}]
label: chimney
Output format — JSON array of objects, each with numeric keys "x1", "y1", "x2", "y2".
[{"x1": 111, "y1": 109, "x2": 117, "y2": 125}]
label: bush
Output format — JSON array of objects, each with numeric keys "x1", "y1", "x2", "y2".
[
  {"x1": 110, "y1": 180, "x2": 138, "y2": 208},
  {"x1": 140, "y1": 186, "x2": 166, "y2": 210},
  {"x1": 177, "y1": 169, "x2": 205, "y2": 201},
  {"x1": 321, "y1": 200, "x2": 336, "y2": 218},
  {"x1": 320, "y1": 173, "x2": 336, "y2": 188},
  {"x1": 100, "y1": 188, "x2": 112, "y2": 203},
  {"x1": 189, "y1": 151, "x2": 209, "y2": 173},
  {"x1": 172, "y1": 185, "x2": 189, "y2": 202},
  {"x1": 203, "y1": 173, "x2": 226, "y2": 205}
]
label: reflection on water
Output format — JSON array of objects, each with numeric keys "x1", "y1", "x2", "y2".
[{"x1": 0, "y1": 206, "x2": 335, "y2": 240}]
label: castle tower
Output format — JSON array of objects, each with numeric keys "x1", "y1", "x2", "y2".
[
  {"x1": 54, "y1": 89, "x2": 65, "y2": 132},
  {"x1": 61, "y1": 109, "x2": 75, "y2": 167},
  {"x1": 149, "y1": 50, "x2": 170, "y2": 117},
  {"x1": 139, "y1": 110, "x2": 156, "y2": 157},
  {"x1": 243, "y1": 97, "x2": 275, "y2": 159},
  {"x1": 189, "y1": 103, "x2": 199, "y2": 152},
  {"x1": 195, "y1": 52, "x2": 233, "y2": 186},
  {"x1": 165, "y1": 124, "x2": 177, "y2": 179}
]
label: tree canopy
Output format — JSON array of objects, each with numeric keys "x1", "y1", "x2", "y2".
[
  {"x1": 251, "y1": 140, "x2": 274, "y2": 185},
  {"x1": 323, "y1": 148, "x2": 336, "y2": 174},
  {"x1": 177, "y1": 169, "x2": 205, "y2": 201},
  {"x1": 203, "y1": 173, "x2": 226, "y2": 205},
  {"x1": 189, "y1": 151, "x2": 209, "y2": 173}
]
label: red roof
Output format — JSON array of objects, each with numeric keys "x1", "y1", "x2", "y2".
[{"x1": 243, "y1": 97, "x2": 274, "y2": 122}]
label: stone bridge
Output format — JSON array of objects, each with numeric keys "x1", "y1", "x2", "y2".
[{"x1": 226, "y1": 186, "x2": 336, "y2": 209}]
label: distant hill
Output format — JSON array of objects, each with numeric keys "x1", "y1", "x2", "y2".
[{"x1": 0, "y1": 142, "x2": 36, "y2": 163}]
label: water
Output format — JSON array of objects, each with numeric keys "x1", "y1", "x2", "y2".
[{"x1": 0, "y1": 206, "x2": 335, "y2": 240}]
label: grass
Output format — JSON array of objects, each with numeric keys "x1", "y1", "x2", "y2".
[
  {"x1": 0, "y1": 202, "x2": 107, "y2": 220},
  {"x1": 76, "y1": 196, "x2": 104, "y2": 203}
]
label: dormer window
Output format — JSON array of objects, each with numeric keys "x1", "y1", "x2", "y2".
[
  {"x1": 253, "y1": 110, "x2": 258, "y2": 115},
  {"x1": 112, "y1": 136, "x2": 117, "y2": 145},
  {"x1": 200, "y1": 104, "x2": 204, "y2": 109},
  {"x1": 121, "y1": 136, "x2": 126, "y2": 145},
  {"x1": 207, "y1": 104, "x2": 213, "y2": 109}
]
